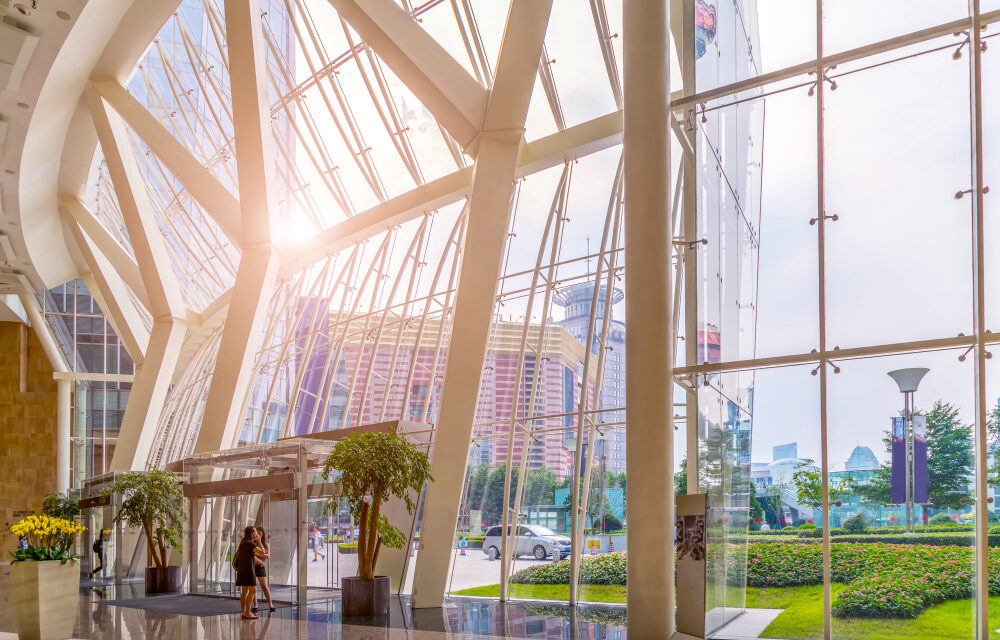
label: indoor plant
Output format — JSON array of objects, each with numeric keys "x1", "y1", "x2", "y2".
[
  {"x1": 9, "y1": 514, "x2": 86, "y2": 640},
  {"x1": 41, "y1": 490, "x2": 80, "y2": 520},
  {"x1": 322, "y1": 431, "x2": 432, "y2": 616},
  {"x1": 103, "y1": 470, "x2": 184, "y2": 594}
]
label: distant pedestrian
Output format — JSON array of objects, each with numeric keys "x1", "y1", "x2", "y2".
[
  {"x1": 88, "y1": 530, "x2": 107, "y2": 580},
  {"x1": 760, "y1": 521, "x2": 771, "y2": 531},
  {"x1": 312, "y1": 527, "x2": 325, "y2": 562}
]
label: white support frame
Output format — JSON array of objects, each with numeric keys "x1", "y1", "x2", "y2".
[
  {"x1": 409, "y1": 0, "x2": 554, "y2": 608},
  {"x1": 193, "y1": 0, "x2": 281, "y2": 456}
]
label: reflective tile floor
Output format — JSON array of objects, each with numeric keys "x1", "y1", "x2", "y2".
[{"x1": 0, "y1": 574, "x2": 628, "y2": 639}]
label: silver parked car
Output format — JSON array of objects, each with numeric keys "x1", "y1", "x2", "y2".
[{"x1": 482, "y1": 525, "x2": 571, "y2": 560}]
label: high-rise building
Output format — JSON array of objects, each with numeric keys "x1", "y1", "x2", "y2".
[
  {"x1": 554, "y1": 283, "x2": 626, "y2": 472},
  {"x1": 773, "y1": 442, "x2": 798, "y2": 462}
]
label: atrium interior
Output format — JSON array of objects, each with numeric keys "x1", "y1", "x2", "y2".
[{"x1": 0, "y1": 0, "x2": 998, "y2": 639}]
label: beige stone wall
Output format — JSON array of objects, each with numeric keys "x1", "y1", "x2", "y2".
[{"x1": 0, "y1": 321, "x2": 59, "y2": 557}]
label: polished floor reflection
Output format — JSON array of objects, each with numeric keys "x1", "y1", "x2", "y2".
[{"x1": 0, "y1": 574, "x2": 627, "y2": 639}]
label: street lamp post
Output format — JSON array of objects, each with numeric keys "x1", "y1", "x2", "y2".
[{"x1": 887, "y1": 368, "x2": 930, "y2": 534}]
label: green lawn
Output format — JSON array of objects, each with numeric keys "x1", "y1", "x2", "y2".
[
  {"x1": 452, "y1": 583, "x2": 626, "y2": 603},
  {"x1": 748, "y1": 585, "x2": 987, "y2": 640},
  {"x1": 454, "y1": 583, "x2": 991, "y2": 640}
]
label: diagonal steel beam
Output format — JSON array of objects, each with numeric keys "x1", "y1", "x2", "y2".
[
  {"x1": 279, "y1": 109, "x2": 623, "y2": 277},
  {"x1": 328, "y1": 0, "x2": 487, "y2": 149},
  {"x1": 410, "y1": 0, "x2": 554, "y2": 609},
  {"x1": 65, "y1": 217, "x2": 150, "y2": 365},
  {"x1": 85, "y1": 88, "x2": 187, "y2": 319},
  {"x1": 60, "y1": 197, "x2": 150, "y2": 311},
  {"x1": 193, "y1": 0, "x2": 281, "y2": 457},
  {"x1": 91, "y1": 78, "x2": 243, "y2": 247},
  {"x1": 86, "y1": 88, "x2": 189, "y2": 471}
]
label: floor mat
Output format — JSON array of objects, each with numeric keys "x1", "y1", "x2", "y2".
[{"x1": 97, "y1": 594, "x2": 290, "y2": 617}]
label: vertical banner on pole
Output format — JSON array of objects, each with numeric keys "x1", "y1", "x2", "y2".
[
  {"x1": 891, "y1": 416, "x2": 907, "y2": 504},
  {"x1": 912, "y1": 415, "x2": 929, "y2": 504}
]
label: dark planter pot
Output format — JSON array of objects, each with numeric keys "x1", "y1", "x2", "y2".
[
  {"x1": 341, "y1": 575, "x2": 390, "y2": 617},
  {"x1": 145, "y1": 566, "x2": 182, "y2": 594}
]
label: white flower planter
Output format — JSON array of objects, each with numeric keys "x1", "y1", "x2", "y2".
[{"x1": 10, "y1": 560, "x2": 80, "y2": 640}]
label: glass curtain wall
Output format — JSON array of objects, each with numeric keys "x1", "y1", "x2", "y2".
[
  {"x1": 676, "y1": 2, "x2": 996, "y2": 638},
  {"x1": 41, "y1": 280, "x2": 134, "y2": 485}
]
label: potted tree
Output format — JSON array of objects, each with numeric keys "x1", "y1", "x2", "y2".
[
  {"x1": 41, "y1": 490, "x2": 80, "y2": 520},
  {"x1": 103, "y1": 470, "x2": 184, "y2": 594},
  {"x1": 322, "y1": 431, "x2": 432, "y2": 616},
  {"x1": 9, "y1": 514, "x2": 86, "y2": 640}
]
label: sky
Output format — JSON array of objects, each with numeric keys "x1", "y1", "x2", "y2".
[{"x1": 268, "y1": 1, "x2": 1000, "y2": 474}]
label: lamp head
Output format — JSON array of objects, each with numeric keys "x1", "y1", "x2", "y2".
[{"x1": 887, "y1": 368, "x2": 930, "y2": 394}]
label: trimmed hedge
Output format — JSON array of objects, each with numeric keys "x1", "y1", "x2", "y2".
[
  {"x1": 511, "y1": 542, "x2": 1000, "y2": 619},
  {"x1": 511, "y1": 551, "x2": 626, "y2": 585},
  {"x1": 739, "y1": 542, "x2": 998, "y2": 618},
  {"x1": 751, "y1": 523, "x2": 980, "y2": 540},
  {"x1": 752, "y1": 533, "x2": 993, "y2": 547}
]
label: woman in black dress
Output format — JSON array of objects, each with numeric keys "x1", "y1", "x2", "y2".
[
  {"x1": 251, "y1": 527, "x2": 275, "y2": 612},
  {"x1": 234, "y1": 526, "x2": 259, "y2": 619}
]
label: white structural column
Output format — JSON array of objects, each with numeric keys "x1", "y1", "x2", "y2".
[
  {"x1": 623, "y1": 0, "x2": 673, "y2": 637},
  {"x1": 56, "y1": 378, "x2": 71, "y2": 492},
  {"x1": 409, "y1": 0, "x2": 553, "y2": 608},
  {"x1": 193, "y1": 0, "x2": 280, "y2": 455},
  {"x1": 86, "y1": 90, "x2": 189, "y2": 472}
]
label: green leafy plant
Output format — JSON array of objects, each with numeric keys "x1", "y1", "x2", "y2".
[
  {"x1": 8, "y1": 515, "x2": 85, "y2": 564},
  {"x1": 842, "y1": 512, "x2": 867, "y2": 533},
  {"x1": 103, "y1": 470, "x2": 184, "y2": 569},
  {"x1": 928, "y1": 512, "x2": 958, "y2": 526},
  {"x1": 41, "y1": 490, "x2": 80, "y2": 521},
  {"x1": 321, "y1": 431, "x2": 432, "y2": 580}
]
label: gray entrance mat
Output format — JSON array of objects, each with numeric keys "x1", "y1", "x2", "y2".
[{"x1": 97, "y1": 594, "x2": 291, "y2": 617}]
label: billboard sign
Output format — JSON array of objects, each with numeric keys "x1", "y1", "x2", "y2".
[
  {"x1": 913, "y1": 415, "x2": 929, "y2": 504},
  {"x1": 891, "y1": 416, "x2": 906, "y2": 504}
]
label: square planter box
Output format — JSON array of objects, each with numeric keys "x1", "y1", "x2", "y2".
[
  {"x1": 10, "y1": 560, "x2": 80, "y2": 640},
  {"x1": 341, "y1": 575, "x2": 390, "y2": 617}
]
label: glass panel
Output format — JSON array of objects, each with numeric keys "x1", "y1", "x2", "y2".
[
  {"x1": 694, "y1": 78, "x2": 817, "y2": 363},
  {"x1": 508, "y1": 426, "x2": 578, "y2": 603},
  {"x1": 827, "y1": 350, "x2": 975, "y2": 640},
  {"x1": 709, "y1": 364, "x2": 821, "y2": 639},
  {"x1": 692, "y1": 0, "x2": 812, "y2": 92},
  {"x1": 825, "y1": 40, "x2": 972, "y2": 349},
  {"x1": 984, "y1": 27, "x2": 1000, "y2": 332},
  {"x1": 447, "y1": 442, "x2": 506, "y2": 596},
  {"x1": 823, "y1": 1, "x2": 968, "y2": 57}
]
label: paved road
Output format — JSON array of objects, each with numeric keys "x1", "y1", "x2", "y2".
[{"x1": 305, "y1": 544, "x2": 561, "y2": 593}]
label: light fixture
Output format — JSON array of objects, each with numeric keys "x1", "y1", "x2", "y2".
[{"x1": 887, "y1": 367, "x2": 929, "y2": 394}]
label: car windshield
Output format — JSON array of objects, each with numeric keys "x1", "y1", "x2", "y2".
[{"x1": 529, "y1": 526, "x2": 556, "y2": 536}]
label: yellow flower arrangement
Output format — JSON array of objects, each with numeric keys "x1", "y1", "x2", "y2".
[{"x1": 9, "y1": 514, "x2": 86, "y2": 564}]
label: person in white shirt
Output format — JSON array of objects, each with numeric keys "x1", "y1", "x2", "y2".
[
  {"x1": 312, "y1": 526, "x2": 325, "y2": 562},
  {"x1": 759, "y1": 521, "x2": 771, "y2": 531}
]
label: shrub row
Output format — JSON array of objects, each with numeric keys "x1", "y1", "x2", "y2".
[
  {"x1": 751, "y1": 533, "x2": 994, "y2": 547},
  {"x1": 738, "y1": 542, "x2": 998, "y2": 618},
  {"x1": 511, "y1": 542, "x2": 1000, "y2": 619},
  {"x1": 749, "y1": 523, "x2": 978, "y2": 538},
  {"x1": 510, "y1": 551, "x2": 627, "y2": 585}
]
